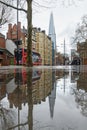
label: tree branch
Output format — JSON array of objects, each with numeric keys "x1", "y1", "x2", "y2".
[
  {"x1": 7, "y1": 121, "x2": 28, "y2": 130},
  {"x1": 0, "y1": 0, "x2": 27, "y2": 13}
]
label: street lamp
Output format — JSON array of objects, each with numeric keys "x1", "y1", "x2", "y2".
[
  {"x1": 64, "y1": 38, "x2": 65, "y2": 65},
  {"x1": 16, "y1": 0, "x2": 19, "y2": 65}
]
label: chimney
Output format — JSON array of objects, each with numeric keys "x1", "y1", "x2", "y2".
[
  {"x1": 7, "y1": 23, "x2": 12, "y2": 39},
  {"x1": 8, "y1": 23, "x2": 12, "y2": 30},
  {"x1": 38, "y1": 28, "x2": 41, "y2": 32},
  {"x1": 18, "y1": 22, "x2": 21, "y2": 30},
  {"x1": 42, "y1": 30, "x2": 45, "y2": 34}
]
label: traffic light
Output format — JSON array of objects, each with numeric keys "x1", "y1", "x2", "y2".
[
  {"x1": 15, "y1": 40, "x2": 22, "y2": 46},
  {"x1": 14, "y1": 48, "x2": 22, "y2": 65},
  {"x1": 18, "y1": 49, "x2": 22, "y2": 60}
]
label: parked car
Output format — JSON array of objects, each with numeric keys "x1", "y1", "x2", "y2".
[{"x1": 71, "y1": 57, "x2": 80, "y2": 65}]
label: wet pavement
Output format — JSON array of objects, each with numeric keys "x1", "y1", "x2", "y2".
[{"x1": 0, "y1": 65, "x2": 87, "y2": 130}]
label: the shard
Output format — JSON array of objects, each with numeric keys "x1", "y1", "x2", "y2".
[{"x1": 48, "y1": 12, "x2": 56, "y2": 65}]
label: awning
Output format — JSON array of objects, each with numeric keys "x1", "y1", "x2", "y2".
[{"x1": 0, "y1": 49, "x2": 4, "y2": 52}]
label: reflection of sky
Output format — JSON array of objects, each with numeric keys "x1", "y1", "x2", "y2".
[{"x1": 56, "y1": 74, "x2": 76, "y2": 94}]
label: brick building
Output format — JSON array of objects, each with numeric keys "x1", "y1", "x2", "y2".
[
  {"x1": 7, "y1": 22, "x2": 27, "y2": 48},
  {"x1": 77, "y1": 40, "x2": 87, "y2": 65},
  {"x1": 0, "y1": 33, "x2": 14, "y2": 66},
  {"x1": 0, "y1": 33, "x2": 5, "y2": 65},
  {"x1": 7, "y1": 22, "x2": 37, "y2": 50},
  {"x1": 55, "y1": 52, "x2": 64, "y2": 65}
]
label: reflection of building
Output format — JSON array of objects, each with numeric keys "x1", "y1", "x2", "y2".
[
  {"x1": 6, "y1": 69, "x2": 53, "y2": 109},
  {"x1": 0, "y1": 73, "x2": 14, "y2": 100},
  {"x1": 48, "y1": 12, "x2": 56, "y2": 65},
  {"x1": 77, "y1": 69, "x2": 87, "y2": 92},
  {"x1": 0, "y1": 75, "x2": 6, "y2": 100},
  {"x1": 49, "y1": 71, "x2": 56, "y2": 118},
  {"x1": 71, "y1": 71, "x2": 79, "y2": 83},
  {"x1": 71, "y1": 66, "x2": 80, "y2": 83},
  {"x1": 33, "y1": 69, "x2": 53, "y2": 104},
  {"x1": 48, "y1": 69, "x2": 70, "y2": 119},
  {"x1": 56, "y1": 69, "x2": 65, "y2": 79},
  {"x1": 75, "y1": 91, "x2": 87, "y2": 117}
]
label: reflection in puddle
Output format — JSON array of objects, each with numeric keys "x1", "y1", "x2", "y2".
[{"x1": 0, "y1": 66, "x2": 87, "y2": 130}]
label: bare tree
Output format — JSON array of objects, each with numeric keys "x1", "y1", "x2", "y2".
[
  {"x1": 0, "y1": 0, "x2": 14, "y2": 26},
  {"x1": 72, "y1": 14, "x2": 87, "y2": 44}
]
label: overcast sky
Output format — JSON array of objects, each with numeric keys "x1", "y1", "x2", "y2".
[{"x1": 32, "y1": 0, "x2": 87, "y2": 54}]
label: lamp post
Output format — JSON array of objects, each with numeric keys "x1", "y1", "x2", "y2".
[
  {"x1": 16, "y1": 0, "x2": 19, "y2": 65},
  {"x1": 56, "y1": 46, "x2": 59, "y2": 65},
  {"x1": 64, "y1": 38, "x2": 65, "y2": 65}
]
